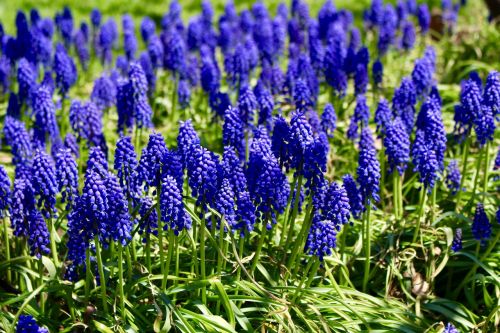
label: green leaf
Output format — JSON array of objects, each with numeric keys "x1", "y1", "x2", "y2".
[
  {"x1": 93, "y1": 320, "x2": 115, "y2": 333},
  {"x1": 212, "y1": 280, "x2": 236, "y2": 328},
  {"x1": 41, "y1": 256, "x2": 56, "y2": 279}
]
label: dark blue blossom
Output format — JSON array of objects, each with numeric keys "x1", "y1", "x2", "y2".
[
  {"x1": 74, "y1": 29, "x2": 90, "y2": 70},
  {"x1": 412, "y1": 57, "x2": 434, "y2": 99},
  {"x1": 200, "y1": 57, "x2": 220, "y2": 93},
  {"x1": 483, "y1": 71, "x2": 500, "y2": 117},
  {"x1": 137, "y1": 197, "x2": 158, "y2": 240},
  {"x1": 321, "y1": 103, "x2": 337, "y2": 138},
  {"x1": 372, "y1": 59, "x2": 384, "y2": 87},
  {"x1": 451, "y1": 228, "x2": 462, "y2": 252},
  {"x1": 17, "y1": 58, "x2": 37, "y2": 105},
  {"x1": 91, "y1": 9, "x2": 101, "y2": 28},
  {"x1": 246, "y1": 137, "x2": 289, "y2": 223},
  {"x1": 55, "y1": 148, "x2": 78, "y2": 209},
  {"x1": 6, "y1": 93, "x2": 20, "y2": 118},
  {"x1": 16, "y1": 314, "x2": 48, "y2": 333},
  {"x1": 445, "y1": 160, "x2": 462, "y2": 195},
  {"x1": 164, "y1": 31, "x2": 186, "y2": 76},
  {"x1": 104, "y1": 172, "x2": 133, "y2": 245},
  {"x1": 289, "y1": 111, "x2": 314, "y2": 170},
  {"x1": 392, "y1": 77, "x2": 417, "y2": 134},
  {"x1": 222, "y1": 146, "x2": 247, "y2": 195},
  {"x1": 27, "y1": 209, "x2": 51, "y2": 258},
  {"x1": 473, "y1": 104, "x2": 495, "y2": 147},
  {"x1": 357, "y1": 127, "x2": 380, "y2": 205},
  {"x1": 4, "y1": 116, "x2": 33, "y2": 167},
  {"x1": 342, "y1": 174, "x2": 363, "y2": 219},
  {"x1": 148, "y1": 35, "x2": 164, "y2": 69},
  {"x1": 223, "y1": 106, "x2": 245, "y2": 158},
  {"x1": 0, "y1": 56, "x2": 11, "y2": 95},
  {"x1": 455, "y1": 79, "x2": 481, "y2": 139},
  {"x1": 354, "y1": 64, "x2": 368, "y2": 96},
  {"x1": 348, "y1": 95, "x2": 370, "y2": 141},
  {"x1": 140, "y1": 17, "x2": 156, "y2": 43},
  {"x1": 303, "y1": 133, "x2": 329, "y2": 192},
  {"x1": 32, "y1": 86, "x2": 60, "y2": 145},
  {"x1": 472, "y1": 203, "x2": 491, "y2": 245},
  {"x1": 11, "y1": 175, "x2": 36, "y2": 237},
  {"x1": 257, "y1": 87, "x2": 274, "y2": 130},
  {"x1": 417, "y1": 4, "x2": 430, "y2": 34},
  {"x1": 412, "y1": 129, "x2": 439, "y2": 190},
  {"x1": 374, "y1": 98, "x2": 391, "y2": 136},
  {"x1": 377, "y1": 5, "x2": 397, "y2": 56},
  {"x1": 324, "y1": 27, "x2": 347, "y2": 96},
  {"x1": 91, "y1": 75, "x2": 116, "y2": 110},
  {"x1": 401, "y1": 20, "x2": 416, "y2": 51},
  {"x1": 0, "y1": 166, "x2": 11, "y2": 217},
  {"x1": 114, "y1": 136, "x2": 140, "y2": 201},
  {"x1": 238, "y1": 86, "x2": 258, "y2": 129},
  {"x1": 384, "y1": 117, "x2": 410, "y2": 175},
  {"x1": 97, "y1": 19, "x2": 118, "y2": 66},
  {"x1": 443, "y1": 323, "x2": 459, "y2": 333},
  {"x1": 32, "y1": 150, "x2": 58, "y2": 217},
  {"x1": 123, "y1": 30, "x2": 137, "y2": 61},
  {"x1": 177, "y1": 120, "x2": 200, "y2": 168},
  {"x1": 137, "y1": 133, "x2": 167, "y2": 190},
  {"x1": 54, "y1": 43, "x2": 77, "y2": 96},
  {"x1": 186, "y1": 144, "x2": 219, "y2": 211},
  {"x1": 306, "y1": 181, "x2": 350, "y2": 260},
  {"x1": 160, "y1": 174, "x2": 191, "y2": 234},
  {"x1": 70, "y1": 100, "x2": 105, "y2": 149}
]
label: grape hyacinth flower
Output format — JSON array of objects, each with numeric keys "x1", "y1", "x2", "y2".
[
  {"x1": 374, "y1": 98, "x2": 392, "y2": 136},
  {"x1": 238, "y1": 86, "x2": 258, "y2": 130},
  {"x1": 32, "y1": 85, "x2": 60, "y2": 145},
  {"x1": 306, "y1": 181, "x2": 351, "y2": 260},
  {"x1": 214, "y1": 178, "x2": 236, "y2": 230},
  {"x1": 383, "y1": 117, "x2": 410, "y2": 175},
  {"x1": 289, "y1": 111, "x2": 314, "y2": 171},
  {"x1": 454, "y1": 79, "x2": 481, "y2": 139},
  {"x1": 342, "y1": 174, "x2": 363, "y2": 220},
  {"x1": 0, "y1": 166, "x2": 11, "y2": 216},
  {"x1": 28, "y1": 209, "x2": 51, "y2": 258},
  {"x1": 104, "y1": 172, "x2": 133, "y2": 245},
  {"x1": 393, "y1": 77, "x2": 417, "y2": 135},
  {"x1": 177, "y1": 120, "x2": 200, "y2": 168},
  {"x1": 417, "y1": 4, "x2": 431, "y2": 34},
  {"x1": 483, "y1": 71, "x2": 500, "y2": 117},
  {"x1": 11, "y1": 176, "x2": 36, "y2": 237},
  {"x1": 451, "y1": 228, "x2": 462, "y2": 252},
  {"x1": 443, "y1": 323, "x2": 459, "y2": 333},
  {"x1": 473, "y1": 104, "x2": 495, "y2": 147},
  {"x1": 372, "y1": 59, "x2": 384, "y2": 87},
  {"x1": 137, "y1": 197, "x2": 158, "y2": 241},
  {"x1": 4, "y1": 116, "x2": 33, "y2": 167},
  {"x1": 16, "y1": 315, "x2": 49, "y2": 333},
  {"x1": 223, "y1": 106, "x2": 245, "y2": 158},
  {"x1": 32, "y1": 150, "x2": 58, "y2": 218},
  {"x1": 91, "y1": 75, "x2": 117, "y2": 110},
  {"x1": 401, "y1": 20, "x2": 416, "y2": 51},
  {"x1": 186, "y1": 144, "x2": 219, "y2": 212},
  {"x1": 347, "y1": 95, "x2": 370, "y2": 141},
  {"x1": 446, "y1": 160, "x2": 463, "y2": 195},
  {"x1": 321, "y1": 103, "x2": 337, "y2": 138},
  {"x1": 55, "y1": 148, "x2": 78, "y2": 209},
  {"x1": 137, "y1": 133, "x2": 167, "y2": 190},
  {"x1": 114, "y1": 136, "x2": 140, "y2": 201},
  {"x1": 160, "y1": 175, "x2": 191, "y2": 234},
  {"x1": 17, "y1": 58, "x2": 37, "y2": 105},
  {"x1": 357, "y1": 127, "x2": 380, "y2": 205},
  {"x1": 472, "y1": 203, "x2": 492, "y2": 245},
  {"x1": 54, "y1": 43, "x2": 77, "y2": 97},
  {"x1": 257, "y1": 88, "x2": 274, "y2": 130}
]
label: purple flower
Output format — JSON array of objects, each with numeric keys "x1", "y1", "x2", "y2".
[
  {"x1": 17, "y1": 58, "x2": 37, "y2": 105},
  {"x1": 412, "y1": 57, "x2": 434, "y2": 99},
  {"x1": 104, "y1": 172, "x2": 133, "y2": 245},
  {"x1": 123, "y1": 30, "x2": 137, "y2": 61},
  {"x1": 290, "y1": 111, "x2": 314, "y2": 170},
  {"x1": 483, "y1": 71, "x2": 500, "y2": 117},
  {"x1": 377, "y1": 5, "x2": 397, "y2": 56},
  {"x1": 451, "y1": 228, "x2": 462, "y2": 252},
  {"x1": 348, "y1": 95, "x2": 370, "y2": 141},
  {"x1": 137, "y1": 133, "x2": 167, "y2": 190},
  {"x1": 4, "y1": 116, "x2": 33, "y2": 167},
  {"x1": 177, "y1": 120, "x2": 200, "y2": 168},
  {"x1": 392, "y1": 77, "x2": 417, "y2": 134},
  {"x1": 357, "y1": 127, "x2": 380, "y2": 205},
  {"x1": 324, "y1": 27, "x2": 347, "y2": 96},
  {"x1": 55, "y1": 148, "x2": 78, "y2": 209},
  {"x1": 455, "y1": 79, "x2": 481, "y2": 139},
  {"x1": 160, "y1": 175, "x2": 191, "y2": 234},
  {"x1": 91, "y1": 75, "x2": 116, "y2": 110},
  {"x1": 372, "y1": 59, "x2": 384, "y2": 87},
  {"x1": 472, "y1": 203, "x2": 491, "y2": 245},
  {"x1": 342, "y1": 174, "x2": 363, "y2": 219},
  {"x1": 417, "y1": 4, "x2": 430, "y2": 34},
  {"x1": 222, "y1": 146, "x2": 247, "y2": 195},
  {"x1": 114, "y1": 136, "x2": 140, "y2": 201},
  {"x1": 16, "y1": 314, "x2": 49, "y2": 333},
  {"x1": 54, "y1": 43, "x2": 77, "y2": 96},
  {"x1": 74, "y1": 29, "x2": 89, "y2": 70},
  {"x1": 148, "y1": 35, "x2": 164, "y2": 69},
  {"x1": 186, "y1": 145, "x2": 219, "y2": 212},
  {"x1": 32, "y1": 86, "x2": 60, "y2": 145},
  {"x1": 91, "y1": 9, "x2": 101, "y2": 28},
  {"x1": 384, "y1": 117, "x2": 410, "y2": 175},
  {"x1": 321, "y1": 103, "x2": 337, "y2": 138},
  {"x1": 246, "y1": 136, "x2": 289, "y2": 223},
  {"x1": 11, "y1": 175, "x2": 36, "y2": 237},
  {"x1": 32, "y1": 150, "x2": 58, "y2": 217},
  {"x1": 238, "y1": 86, "x2": 258, "y2": 129},
  {"x1": 137, "y1": 197, "x2": 158, "y2": 240},
  {"x1": 140, "y1": 17, "x2": 156, "y2": 43},
  {"x1": 446, "y1": 160, "x2": 463, "y2": 195},
  {"x1": 401, "y1": 20, "x2": 416, "y2": 51},
  {"x1": 374, "y1": 98, "x2": 392, "y2": 136},
  {"x1": 0, "y1": 166, "x2": 11, "y2": 217},
  {"x1": 223, "y1": 106, "x2": 245, "y2": 158}
]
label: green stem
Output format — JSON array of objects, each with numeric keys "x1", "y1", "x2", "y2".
[
  {"x1": 85, "y1": 248, "x2": 91, "y2": 303},
  {"x1": 289, "y1": 200, "x2": 315, "y2": 279},
  {"x1": 145, "y1": 233, "x2": 152, "y2": 273},
  {"x1": 200, "y1": 215, "x2": 207, "y2": 304},
  {"x1": 174, "y1": 236, "x2": 180, "y2": 289},
  {"x1": 38, "y1": 260, "x2": 45, "y2": 313},
  {"x1": 162, "y1": 229, "x2": 174, "y2": 290},
  {"x1": 3, "y1": 217, "x2": 11, "y2": 283},
  {"x1": 471, "y1": 148, "x2": 484, "y2": 198},
  {"x1": 279, "y1": 177, "x2": 297, "y2": 248},
  {"x1": 117, "y1": 244, "x2": 126, "y2": 322},
  {"x1": 250, "y1": 221, "x2": 268, "y2": 276},
  {"x1": 455, "y1": 137, "x2": 470, "y2": 212},
  {"x1": 157, "y1": 189, "x2": 165, "y2": 280},
  {"x1": 362, "y1": 203, "x2": 372, "y2": 292},
  {"x1": 94, "y1": 236, "x2": 108, "y2": 314},
  {"x1": 283, "y1": 173, "x2": 303, "y2": 258},
  {"x1": 413, "y1": 187, "x2": 427, "y2": 243},
  {"x1": 482, "y1": 142, "x2": 490, "y2": 201},
  {"x1": 393, "y1": 172, "x2": 400, "y2": 220},
  {"x1": 48, "y1": 216, "x2": 59, "y2": 267}
]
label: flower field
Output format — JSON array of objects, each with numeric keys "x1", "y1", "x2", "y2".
[{"x1": 0, "y1": 0, "x2": 499, "y2": 332}]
